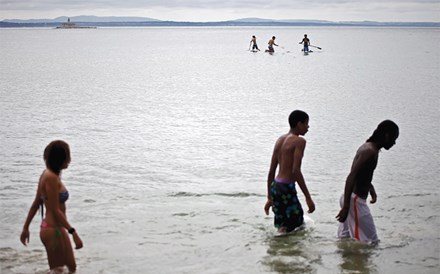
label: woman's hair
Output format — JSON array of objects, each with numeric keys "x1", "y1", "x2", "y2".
[
  {"x1": 367, "y1": 120, "x2": 399, "y2": 143},
  {"x1": 44, "y1": 140, "x2": 71, "y2": 174},
  {"x1": 288, "y1": 110, "x2": 309, "y2": 128}
]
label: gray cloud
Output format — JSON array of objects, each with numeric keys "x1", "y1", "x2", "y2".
[
  {"x1": 1, "y1": 0, "x2": 438, "y2": 21},
  {"x1": 2, "y1": 0, "x2": 439, "y2": 11}
]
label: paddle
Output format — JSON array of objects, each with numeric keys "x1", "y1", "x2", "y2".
[
  {"x1": 310, "y1": 45, "x2": 322, "y2": 50},
  {"x1": 279, "y1": 46, "x2": 291, "y2": 53},
  {"x1": 274, "y1": 45, "x2": 285, "y2": 52}
]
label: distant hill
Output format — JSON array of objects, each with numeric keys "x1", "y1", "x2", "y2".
[
  {"x1": 276, "y1": 19, "x2": 332, "y2": 24},
  {"x1": 2, "y1": 15, "x2": 159, "y2": 23},
  {"x1": 1, "y1": 16, "x2": 439, "y2": 28},
  {"x1": 233, "y1": 18, "x2": 332, "y2": 24},
  {"x1": 229, "y1": 18, "x2": 439, "y2": 27},
  {"x1": 232, "y1": 18, "x2": 276, "y2": 23}
]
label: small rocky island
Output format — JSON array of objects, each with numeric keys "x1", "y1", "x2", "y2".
[{"x1": 55, "y1": 18, "x2": 96, "y2": 29}]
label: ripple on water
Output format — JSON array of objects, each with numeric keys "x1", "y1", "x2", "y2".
[{"x1": 169, "y1": 191, "x2": 263, "y2": 198}]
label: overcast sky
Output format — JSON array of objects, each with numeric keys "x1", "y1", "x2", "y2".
[{"x1": 1, "y1": 0, "x2": 439, "y2": 22}]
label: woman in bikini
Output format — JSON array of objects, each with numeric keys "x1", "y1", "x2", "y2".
[{"x1": 20, "y1": 140, "x2": 83, "y2": 273}]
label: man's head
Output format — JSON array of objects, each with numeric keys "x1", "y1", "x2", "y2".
[{"x1": 367, "y1": 120, "x2": 399, "y2": 150}]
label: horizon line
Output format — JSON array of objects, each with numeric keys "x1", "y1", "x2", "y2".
[{"x1": 1, "y1": 15, "x2": 439, "y2": 24}]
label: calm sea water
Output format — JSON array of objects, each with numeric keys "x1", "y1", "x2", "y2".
[{"x1": 0, "y1": 27, "x2": 439, "y2": 274}]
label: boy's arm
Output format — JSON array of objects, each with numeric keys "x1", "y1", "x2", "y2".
[
  {"x1": 267, "y1": 153, "x2": 278, "y2": 199},
  {"x1": 293, "y1": 139, "x2": 315, "y2": 213},
  {"x1": 264, "y1": 140, "x2": 280, "y2": 215}
]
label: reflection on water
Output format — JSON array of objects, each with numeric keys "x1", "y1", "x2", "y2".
[
  {"x1": 337, "y1": 240, "x2": 378, "y2": 274},
  {"x1": 0, "y1": 247, "x2": 48, "y2": 274},
  {"x1": 263, "y1": 224, "x2": 321, "y2": 274}
]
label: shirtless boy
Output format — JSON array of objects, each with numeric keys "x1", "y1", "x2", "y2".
[
  {"x1": 266, "y1": 36, "x2": 278, "y2": 53},
  {"x1": 250, "y1": 35, "x2": 260, "y2": 51},
  {"x1": 264, "y1": 110, "x2": 315, "y2": 233}
]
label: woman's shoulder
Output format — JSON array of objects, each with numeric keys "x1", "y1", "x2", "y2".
[{"x1": 40, "y1": 169, "x2": 60, "y2": 186}]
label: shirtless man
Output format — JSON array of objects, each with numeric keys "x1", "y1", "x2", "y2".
[
  {"x1": 264, "y1": 110, "x2": 315, "y2": 233},
  {"x1": 336, "y1": 120, "x2": 399, "y2": 243},
  {"x1": 266, "y1": 36, "x2": 278, "y2": 52},
  {"x1": 299, "y1": 34, "x2": 310, "y2": 52}
]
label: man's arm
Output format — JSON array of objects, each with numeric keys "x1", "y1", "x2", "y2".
[
  {"x1": 369, "y1": 184, "x2": 377, "y2": 204},
  {"x1": 336, "y1": 147, "x2": 376, "y2": 222}
]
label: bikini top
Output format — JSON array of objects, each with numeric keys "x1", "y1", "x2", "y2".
[
  {"x1": 40, "y1": 190, "x2": 69, "y2": 203},
  {"x1": 40, "y1": 190, "x2": 69, "y2": 218},
  {"x1": 59, "y1": 190, "x2": 69, "y2": 203}
]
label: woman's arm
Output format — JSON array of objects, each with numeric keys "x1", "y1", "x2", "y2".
[
  {"x1": 44, "y1": 174, "x2": 73, "y2": 230},
  {"x1": 20, "y1": 193, "x2": 41, "y2": 246},
  {"x1": 20, "y1": 173, "x2": 44, "y2": 246},
  {"x1": 45, "y1": 173, "x2": 83, "y2": 249}
]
